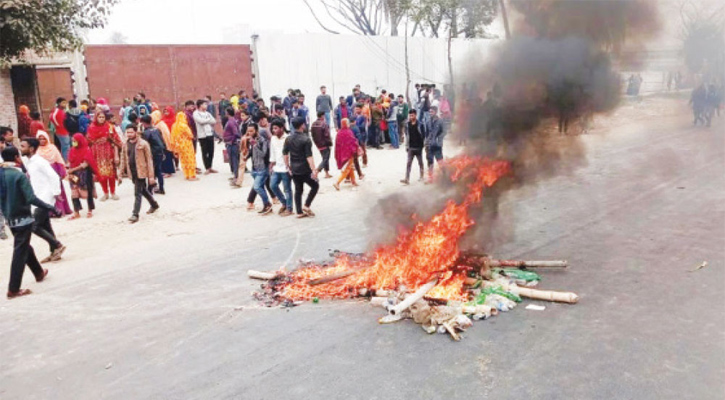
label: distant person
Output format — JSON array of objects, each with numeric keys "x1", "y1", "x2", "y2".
[
  {"x1": 87, "y1": 112, "x2": 122, "y2": 201},
  {"x1": 690, "y1": 84, "x2": 708, "y2": 126},
  {"x1": 219, "y1": 93, "x2": 232, "y2": 128},
  {"x1": 63, "y1": 99, "x2": 84, "y2": 136},
  {"x1": 1, "y1": 126, "x2": 20, "y2": 149},
  {"x1": 334, "y1": 96, "x2": 351, "y2": 130},
  {"x1": 245, "y1": 123, "x2": 273, "y2": 215},
  {"x1": 284, "y1": 117, "x2": 319, "y2": 218},
  {"x1": 35, "y1": 131, "x2": 72, "y2": 216},
  {"x1": 17, "y1": 105, "x2": 32, "y2": 139},
  {"x1": 67, "y1": 133, "x2": 99, "y2": 220},
  {"x1": 296, "y1": 95, "x2": 310, "y2": 128},
  {"x1": 183, "y1": 100, "x2": 197, "y2": 152},
  {"x1": 386, "y1": 94, "x2": 400, "y2": 149},
  {"x1": 206, "y1": 95, "x2": 217, "y2": 120},
  {"x1": 119, "y1": 124, "x2": 159, "y2": 223},
  {"x1": 269, "y1": 120, "x2": 293, "y2": 216},
  {"x1": 152, "y1": 110, "x2": 176, "y2": 177},
  {"x1": 29, "y1": 112, "x2": 45, "y2": 139},
  {"x1": 170, "y1": 112, "x2": 198, "y2": 181},
  {"x1": 401, "y1": 109, "x2": 426, "y2": 185},
  {"x1": 333, "y1": 118, "x2": 359, "y2": 191},
  {"x1": 193, "y1": 99, "x2": 218, "y2": 175},
  {"x1": 20, "y1": 138, "x2": 66, "y2": 263},
  {"x1": 311, "y1": 111, "x2": 333, "y2": 179},
  {"x1": 0, "y1": 146, "x2": 57, "y2": 299},
  {"x1": 140, "y1": 115, "x2": 168, "y2": 195},
  {"x1": 222, "y1": 107, "x2": 241, "y2": 186},
  {"x1": 50, "y1": 97, "x2": 70, "y2": 160},
  {"x1": 396, "y1": 95, "x2": 409, "y2": 143},
  {"x1": 316, "y1": 86, "x2": 333, "y2": 127},
  {"x1": 354, "y1": 106, "x2": 368, "y2": 168},
  {"x1": 425, "y1": 106, "x2": 445, "y2": 183}
]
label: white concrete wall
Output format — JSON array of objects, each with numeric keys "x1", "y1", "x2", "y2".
[{"x1": 253, "y1": 33, "x2": 495, "y2": 102}]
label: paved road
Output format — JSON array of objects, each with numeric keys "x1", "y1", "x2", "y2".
[{"x1": 0, "y1": 96, "x2": 723, "y2": 399}]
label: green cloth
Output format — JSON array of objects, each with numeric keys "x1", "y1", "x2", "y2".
[{"x1": 0, "y1": 165, "x2": 54, "y2": 227}]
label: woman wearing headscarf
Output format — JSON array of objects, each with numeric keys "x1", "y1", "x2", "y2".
[
  {"x1": 152, "y1": 110, "x2": 176, "y2": 177},
  {"x1": 87, "y1": 112, "x2": 121, "y2": 201},
  {"x1": 333, "y1": 118, "x2": 359, "y2": 190},
  {"x1": 161, "y1": 106, "x2": 179, "y2": 171},
  {"x1": 17, "y1": 105, "x2": 32, "y2": 139},
  {"x1": 67, "y1": 133, "x2": 100, "y2": 219},
  {"x1": 36, "y1": 130, "x2": 72, "y2": 216},
  {"x1": 170, "y1": 112, "x2": 198, "y2": 180}
]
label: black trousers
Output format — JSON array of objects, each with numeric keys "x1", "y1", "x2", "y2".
[
  {"x1": 292, "y1": 174, "x2": 320, "y2": 214},
  {"x1": 133, "y1": 178, "x2": 158, "y2": 217},
  {"x1": 9, "y1": 224, "x2": 44, "y2": 293},
  {"x1": 405, "y1": 148, "x2": 424, "y2": 181},
  {"x1": 317, "y1": 148, "x2": 331, "y2": 173},
  {"x1": 247, "y1": 173, "x2": 276, "y2": 203},
  {"x1": 32, "y1": 208, "x2": 61, "y2": 253},
  {"x1": 199, "y1": 137, "x2": 215, "y2": 170},
  {"x1": 153, "y1": 153, "x2": 165, "y2": 191},
  {"x1": 71, "y1": 170, "x2": 95, "y2": 212}
]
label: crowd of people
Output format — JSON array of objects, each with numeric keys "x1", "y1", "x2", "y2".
[
  {"x1": 690, "y1": 82, "x2": 723, "y2": 127},
  {"x1": 0, "y1": 82, "x2": 455, "y2": 298}
]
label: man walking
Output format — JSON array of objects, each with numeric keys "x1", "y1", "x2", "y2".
[
  {"x1": 425, "y1": 106, "x2": 445, "y2": 182},
  {"x1": 140, "y1": 115, "x2": 168, "y2": 195},
  {"x1": 354, "y1": 106, "x2": 368, "y2": 168},
  {"x1": 119, "y1": 125, "x2": 159, "y2": 223},
  {"x1": 311, "y1": 111, "x2": 333, "y2": 179},
  {"x1": 193, "y1": 99, "x2": 218, "y2": 174},
  {"x1": 20, "y1": 138, "x2": 66, "y2": 262},
  {"x1": 401, "y1": 109, "x2": 426, "y2": 185},
  {"x1": 269, "y1": 120, "x2": 293, "y2": 216},
  {"x1": 284, "y1": 118, "x2": 319, "y2": 219},
  {"x1": 223, "y1": 108, "x2": 241, "y2": 186},
  {"x1": 0, "y1": 147, "x2": 57, "y2": 298},
  {"x1": 316, "y1": 86, "x2": 333, "y2": 128},
  {"x1": 245, "y1": 123, "x2": 273, "y2": 215}
]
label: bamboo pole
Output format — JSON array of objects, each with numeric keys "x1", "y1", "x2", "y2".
[
  {"x1": 388, "y1": 279, "x2": 438, "y2": 316},
  {"x1": 247, "y1": 270, "x2": 278, "y2": 280}
]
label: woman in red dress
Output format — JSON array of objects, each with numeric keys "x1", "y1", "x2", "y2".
[{"x1": 87, "y1": 112, "x2": 122, "y2": 201}]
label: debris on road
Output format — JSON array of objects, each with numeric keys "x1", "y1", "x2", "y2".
[
  {"x1": 688, "y1": 261, "x2": 708, "y2": 272},
  {"x1": 526, "y1": 304, "x2": 546, "y2": 311}
]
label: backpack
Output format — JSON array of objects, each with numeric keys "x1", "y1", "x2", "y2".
[{"x1": 64, "y1": 112, "x2": 80, "y2": 133}]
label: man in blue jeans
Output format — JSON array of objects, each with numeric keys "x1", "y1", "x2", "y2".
[
  {"x1": 245, "y1": 122, "x2": 273, "y2": 215},
  {"x1": 425, "y1": 106, "x2": 445, "y2": 183},
  {"x1": 268, "y1": 120, "x2": 293, "y2": 216},
  {"x1": 140, "y1": 115, "x2": 168, "y2": 194},
  {"x1": 386, "y1": 94, "x2": 400, "y2": 149}
]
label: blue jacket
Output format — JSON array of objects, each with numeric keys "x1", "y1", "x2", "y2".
[
  {"x1": 334, "y1": 104, "x2": 352, "y2": 129},
  {"x1": 425, "y1": 116, "x2": 445, "y2": 148},
  {"x1": 354, "y1": 114, "x2": 367, "y2": 144}
]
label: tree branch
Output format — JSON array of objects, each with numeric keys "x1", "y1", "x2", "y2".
[{"x1": 303, "y1": 0, "x2": 342, "y2": 34}]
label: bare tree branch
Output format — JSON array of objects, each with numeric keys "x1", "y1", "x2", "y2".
[{"x1": 303, "y1": 0, "x2": 342, "y2": 34}]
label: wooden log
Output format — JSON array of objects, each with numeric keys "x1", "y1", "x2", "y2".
[
  {"x1": 247, "y1": 270, "x2": 278, "y2": 280},
  {"x1": 515, "y1": 287, "x2": 579, "y2": 304},
  {"x1": 389, "y1": 279, "x2": 439, "y2": 316},
  {"x1": 308, "y1": 265, "x2": 369, "y2": 286}
]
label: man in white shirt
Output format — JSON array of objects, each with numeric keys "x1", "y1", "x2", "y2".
[
  {"x1": 193, "y1": 99, "x2": 218, "y2": 174},
  {"x1": 268, "y1": 120, "x2": 293, "y2": 216},
  {"x1": 20, "y1": 138, "x2": 66, "y2": 263}
]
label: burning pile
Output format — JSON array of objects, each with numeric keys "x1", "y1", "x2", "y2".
[{"x1": 251, "y1": 156, "x2": 578, "y2": 340}]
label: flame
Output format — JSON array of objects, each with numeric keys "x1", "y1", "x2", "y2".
[{"x1": 280, "y1": 156, "x2": 510, "y2": 301}]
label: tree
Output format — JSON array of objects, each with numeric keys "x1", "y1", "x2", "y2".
[
  {"x1": 0, "y1": 0, "x2": 118, "y2": 63},
  {"x1": 302, "y1": 0, "x2": 401, "y2": 35},
  {"x1": 678, "y1": 0, "x2": 725, "y2": 80},
  {"x1": 108, "y1": 31, "x2": 128, "y2": 45},
  {"x1": 407, "y1": 0, "x2": 498, "y2": 38}
]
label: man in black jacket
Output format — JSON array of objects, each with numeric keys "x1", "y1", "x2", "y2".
[
  {"x1": 401, "y1": 109, "x2": 426, "y2": 185},
  {"x1": 140, "y1": 115, "x2": 168, "y2": 195},
  {"x1": 0, "y1": 147, "x2": 58, "y2": 298}
]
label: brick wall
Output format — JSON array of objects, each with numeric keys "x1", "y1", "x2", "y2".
[{"x1": 0, "y1": 69, "x2": 17, "y2": 131}]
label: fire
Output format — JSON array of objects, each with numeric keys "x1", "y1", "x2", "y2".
[{"x1": 280, "y1": 156, "x2": 511, "y2": 302}]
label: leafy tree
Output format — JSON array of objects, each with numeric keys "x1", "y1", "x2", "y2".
[{"x1": 0, "y1": 0, "x2": 118, "y2": 63}]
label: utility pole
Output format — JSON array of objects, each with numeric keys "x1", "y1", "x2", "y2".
[{"x1": 250, "y1": 34, "x2": 262, "y2": 97}]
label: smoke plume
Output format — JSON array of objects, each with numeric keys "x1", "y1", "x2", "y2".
[{"x1": 367, "y1": 0, "x2": 661, "y2": 251}]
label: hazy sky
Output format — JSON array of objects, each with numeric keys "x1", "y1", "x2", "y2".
[{"x1": 88, "y1": 0, "x2": 325, "y2": 44}]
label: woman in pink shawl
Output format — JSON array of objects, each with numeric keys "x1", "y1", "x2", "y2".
[
  {"x1": 333, "y1": 118, "x2": 360, "y2": 190},
  {"x1": 36, "y1": 130, "x2": 72, "y2": 216}
]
